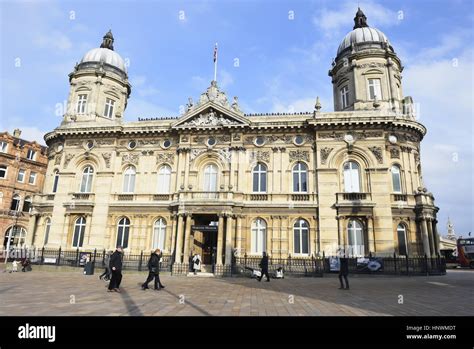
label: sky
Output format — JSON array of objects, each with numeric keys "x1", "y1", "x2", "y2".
[{"x1": 0, "y1": 0, "x2": 473, "y2": 236}]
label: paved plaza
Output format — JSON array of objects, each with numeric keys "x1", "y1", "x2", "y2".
[{"x1": 0, "y1": 268, "x2": 472, "y2": 316}]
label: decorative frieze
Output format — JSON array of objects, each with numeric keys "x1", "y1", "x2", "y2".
[
  {"x1": 54, "y1": 154, "x2": 62, "y2": 166},
  {"x1": 156, "y1": 153, "x2": 174, "y2": 165},
  {"x1": 190, "y1": 148, "x2": 207, "y2": 162},
  {"x1": 250, "y1": 150, "x2": 270, "y2": 163},
  {"x1": 102, "y1": 152, "x2": 112, "y2": 168},
  {"x1": 320, "y1": 147, "x2": 333, "y2": 164},
  {"x1": 289, "y1": 150, "x2": 309, "y2": 163},
  {"x1": 122, "y1": 153, "x2": 139, "y2": 166},
  {"x1": 368, "y1": 146, "x2": 383, "y2": 164},
  {"x1": 389, "y1": 148, "x2": 400, "y2": 159},
  {"x1": 181, "y1": 110, "x2": 240, "y2": 127},
  {"x1": 63, "y1": 153, "x2": 75, "y2": 168}
]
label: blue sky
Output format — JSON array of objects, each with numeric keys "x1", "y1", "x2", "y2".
[{"x1": 0, "y1": 0, "x2": 473, "y2": 235}]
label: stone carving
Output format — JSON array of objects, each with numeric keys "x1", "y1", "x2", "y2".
[
  {"x1": 97, "y1": 139, "x2": 114, "y2": 145},
  {"x1": 181, "y1": 136, "x2": 189, "y2": 142},
  {"x1": 357, "y1": 62, "x2": 386, "y2": 69},
  {"x1": 289, "y1": 150, "x2": 309, "y2": 163},
  {"x1": 138, "y1": 139, "x2": 160, "y2": 146},
  {"x1": 66, "y1": 140, "x2": 82, "y2": 147},
  {"x1": 102, "y1": 152, "x2": 112, "y2": 168},
  {"x1": 181, "y1": 109, "x2": 240, "y2": 127},
  {"x1": 318, "y1": 132, "x2": 343, "y2": 140},
  {"x1": 196, "y1": 80, "x2": 232, "y2": 109},
  {"x1": 231, "y1": 96, "x2": 241, "y2": 112},
  {"x1": 217, "y1": 135, "x2": 231, "y2": 143},
  {"x1": 54, "y1": 154, "x2": 62, "y2": 166},
  {"x1": 414, "y1": 152, "x2": 420, "y2": 163},
  {"x1": 250, "y1": 150, "x2": 270, "y2": 163},
  {"x1": 218, "y1": 148, "x2": 232, "y2": 162},
  {"x1": 156, "y1": 153, "x2": 174, "y2": 165},
  {"x1": 320, "y1": 147, "x2": 333, "y2": 164},
  {"x1": 121, "y1": 153, "x2": 139, "y2": 166},
  {"x1": 190, "y1": 148, "x2": 207, "y2": 162},
  {"x1": 369, "y1": 146, "x2": 383, "y2": 164},
  {"x1": 64, "y1": 153, "x2": 75, "y2": 168},
  {"x1": 233, "y1": 134, "x2": 241, "y2": 141},
  {"x1": 390, "y1": 148, "x2": 400, "y2": 159}
]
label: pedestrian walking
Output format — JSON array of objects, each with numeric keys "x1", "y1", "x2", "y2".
[
  {"x1": 258, "y1": 252, "x2": 270, "y2": 282},
  {"x1": 99, "y1": 251, "x2": 111, "y2": 281},
  {"x1": 141, "y1": 248, "x2": 165, "y2": 291},
  {"x1": 338, "y1": 252, "x2": 350, "y2": 290},
  {"x1": 192, "y1": 253, "x2": 201, "y2": 275},
  {"x1": 108, "y1": 246, "x2": 123, "y2": 293}
]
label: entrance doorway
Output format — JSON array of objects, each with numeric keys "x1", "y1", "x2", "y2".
[{"x1": 191, "y1": 215, "x2": 218, "y2": 265}]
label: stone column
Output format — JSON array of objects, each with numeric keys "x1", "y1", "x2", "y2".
[
  {"x1": 433, "y1": 220, "x2": 440, "y2": 256},
  {"x1": 174, "y1": 214, "x2": 184, "y2": 263},
  {"x1": 216, "y1": 214, "x2": 224, "y2": 265},
  {"x1": 420, "y1": 218, "x2": 431, "y2": 257},
  {"x1": 62, "y1": 213, "x2": 71, "y2": 247},
  {"x1": 224, "y1": 214, "x2": 233, "y2": 265},
  {"x1": 183, "y1": 214, "x2": 192, "y2": 264},
  {"x1": 366, "y1": 215, "x2": 375, "y2": 255},
  {"x1": 27, "y1": 214, "x2": 39, "y2": 247},
  {"x1": 235, "y1": 215, "x2": 242, "y2": 256},
  {"x1": 169, "y1": 214, "x2": 177, "y2": 255},
  {"x1": 427, "y1": 219, "x2": 436, "y2": 257}
]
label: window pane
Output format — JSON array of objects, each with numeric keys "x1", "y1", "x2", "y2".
[
  {"x1": 260, "y1": 172, "x2": 266, "y2": 192},
  {"x1": 294, "y1": 230, "x2": 300, "y2": 254},
  {"x1": 302, "y1": 228, "x2": 309, "y2": 254},
  {"x1": 293, "y1": 172, "x2": 299, "y2": 192},
  {"x1": 392, "y1": 166, "x2": 401, "y2": 193},
  {"x1": 301, "y1": 172, "x2": 307, "y2": 192},
  {"x1": 253, "y1": 172, "x2": 259, "y2": 192}
]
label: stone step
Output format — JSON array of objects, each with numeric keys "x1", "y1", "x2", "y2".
[{"x1": 187, "y1": 272, "x2": 215, "y2": 278}]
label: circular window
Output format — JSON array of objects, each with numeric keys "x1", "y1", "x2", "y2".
[
  {"x1": 254, "y1": 136, "x2": 265, "y2": 146},
  {"x1": 207, "y1": 137, "x2": 216, "y2": 146},
  {"x1": 128, "y1": 140, "x2": 137, "y2": 149},
  {"x1": 294, "y1": 135, "x2": 305, "y2": 146},
  {"x1": 86, "y1": 141, "x2": 94, "y2": 150},
  {"x1": 162, "y1": 140, "x2": 171, "y2": 149},
  {"x1": 388, "y1": 135, "x2": 398, "y2": 144},
  {"x1": 56, "y1": 144, "x2": 64, "y2": 153},
  {"x1": 344, "y1": 134, "x2": 354, "y2": 143}
]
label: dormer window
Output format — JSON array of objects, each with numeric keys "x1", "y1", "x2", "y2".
[
  {"x1": 27, "y1": 149, "x2": 36, "y2": 161},
  {"x1": 340, "y1": 86, "x2": 349, "y2": 109},
  {"x1": 368, "y1": 78, "x2": 382, "y2": 100},
  {"x1": 103, "y1": 98, "x2": 115, "y2": 118},
  {"x1": 76, "y1": 94, "x2": 87, "y2": 114}
]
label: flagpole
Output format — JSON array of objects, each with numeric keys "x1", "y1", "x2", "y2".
[{"x1": 213, "y1": 42, "x2": 218, "y2": 82}]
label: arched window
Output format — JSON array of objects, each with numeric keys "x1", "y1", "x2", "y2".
[
  {"x1": 251, "y1": 218, "x2": 266, "y2": 254},
  {"x1": 44, "y1": 218, "x2": 51, "y2": 245},
  {"x1": 252, "y1": 163, "x2": 267, "y2": 193},
  {"x1": 10, "y1": 194, "x2": 21, "y2": 211},
  {"x1": 116, "y1": 217, "x2": 130, "y2": 249},
  {"x1": 391, "y1": 165, "x2": 402, "y2": 193},
  {"x1": 157, "y1": 165, "x2": 171, "y2": 194},
  {"x1": 3, "y1": 226, "x2": 27, "y2": 248},
  {"x1": 80, "y1": 166, "x2": 94, "y2": 193},
  {"x1": 203, "y1": 164, "x2": 218, "y2": 192},
  {"x1": 293, "y1": 162, "x2": 308, "y2": 192},
  {"x1": 343, "y1": 161, "x2": 360, "y2": 193},
  {"x1": 0, "y1": 165, "x2": 7, "y2": 179},
  {"x1": 72, "y1": 217, "x2": 86, "y2": 248},
  {"x1": 22, "y1": 196, "x2": 32, "y2": 213},
  {"x1": 153, "y1": 218, "x2": 166, "y2": 250},
  {"x1": 294, "y1": 219, "x2": 309, "y2": 255},
  {"x1": 52, "y1": 170, "x2": 59, "y2": 193},
  {"x1": 397, "y1": 223, "x2": 408, "y2": 256},
  {"x1": 347, "y1": 219, "x2": 364, "y2": 256},
  {"x1": 122, "y1": 166, "x2": 136, "y2": 193}
]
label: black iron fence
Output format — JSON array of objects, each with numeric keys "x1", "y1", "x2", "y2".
[{"x1": 1, "y1": 247, "x2": 446, "y2": 277}]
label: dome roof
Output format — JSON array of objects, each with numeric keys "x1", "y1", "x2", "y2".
[
  {"x1": 80, "y1": 47, "x2": 127, "y2": 72},
  {"x1": 337, "y1": 27, "x2": 390, "y2": 56}
]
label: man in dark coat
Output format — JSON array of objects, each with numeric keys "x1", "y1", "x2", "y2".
[
  {"x1": 338, "y1": 251, "x2": 350, "y2": 290},
  {"x1": 258, "y1": 252, "x2": 270, "y2": 282},
  {"x1": 108, "y1": 246, "x2": 123, "y2": 293},
  {"x1": 141, "y1": 249, "x2": 165, "y2": 290}
]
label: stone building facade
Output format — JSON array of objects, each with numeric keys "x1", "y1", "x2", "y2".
[
  {"x1": 29, "y1": 10, "x2": 440, "y2": 274},
  {"x1": 0, "y1": 129, "x2": 48, "y2": 250}
]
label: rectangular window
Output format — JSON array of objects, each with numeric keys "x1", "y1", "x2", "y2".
[
  {"x1": 0, "y1": 141, "x2": 7, "y2": 153},
  {"x1": 26, "y1": 149, "x2": 36, "y2": 161},
  {"x1": 76, "y1": 94, "x2": 87, "y2": 114},
  {"x1": 29, "y1": 172, "x2": 37, "y2": 185},
  {"x1": 368, "y1": 79, "x2": 382, "y2": 100},
  {"x1": 103, "y1": 98, "x2": 115, "y2": 118},
  {"x1": 0, "y1": 166, "x2": 7, "y2": 179},
  {"x1": 17, "y1": 169, "x2": 25, "y2": 183},
  {"x1": 340, "y1": 86, "x2": 349, "y2": 109}
]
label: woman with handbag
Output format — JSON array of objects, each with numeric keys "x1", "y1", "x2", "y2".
[{"x1": 141, "y1": 249, "x2": 165, "y2": 291}]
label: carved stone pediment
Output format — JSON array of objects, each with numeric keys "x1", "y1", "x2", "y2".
[{"x1": 173, "y1": 105, "x2": 249, "y2": 129}]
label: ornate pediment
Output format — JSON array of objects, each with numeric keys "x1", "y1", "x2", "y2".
[{"x1": 172, "y1": 81, "x2": 249, "y2": 129}]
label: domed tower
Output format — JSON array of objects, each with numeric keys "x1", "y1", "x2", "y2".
[
  {"x1": 63, "y1": 30, "x2": 131, "y2": 124},
  {"x1": 329, "y1": 8, "x2": 407, "y2": 113}
]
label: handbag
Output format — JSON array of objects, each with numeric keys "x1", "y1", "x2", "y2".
[{"x1": 150, "y1": 267, "x2": 158, "y2": 273}]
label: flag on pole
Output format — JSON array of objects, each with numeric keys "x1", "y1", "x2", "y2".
[{"x1": 213, "y1": 43, "x2": 218, "y2": 62}]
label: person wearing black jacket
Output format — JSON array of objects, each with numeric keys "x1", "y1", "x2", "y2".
[
  {"x1": 338, "y1": 253, "x2": 350, "y2": 290},
  {"x1": 258, "y1": 252, "x2": 270, "y2": 282},
  {"x1": 108, "y1": 246, "x2": 123, "y2": 293},
  {"x1": 141, "y1": 249, "x2": 165, "y2": 291}
]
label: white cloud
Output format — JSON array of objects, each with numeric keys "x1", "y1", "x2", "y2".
[
  {"x1": 313, "y1": 0, "x2": 400, "y2": 39},
  {"x1": 34, "y1": 31, "x2": 73, "y2": 51},
  {"x1": 9, "y1": 126, "x2": 48, "y2": 146},
  {"x1": 218, "y1": 69, "x2": 234, "y2": 89}
]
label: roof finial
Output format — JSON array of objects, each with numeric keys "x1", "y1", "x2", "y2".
[
  {"x1": 353, "y1": 7, "x2": 369, "y2": 29},
  {"x1": 100, "y1": 29, "x2": 114, "y2": 50}
]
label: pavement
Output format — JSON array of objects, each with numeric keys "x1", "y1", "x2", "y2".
[{"x1": 0, "y1": 268, "x2": 472, "y2": 316}]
